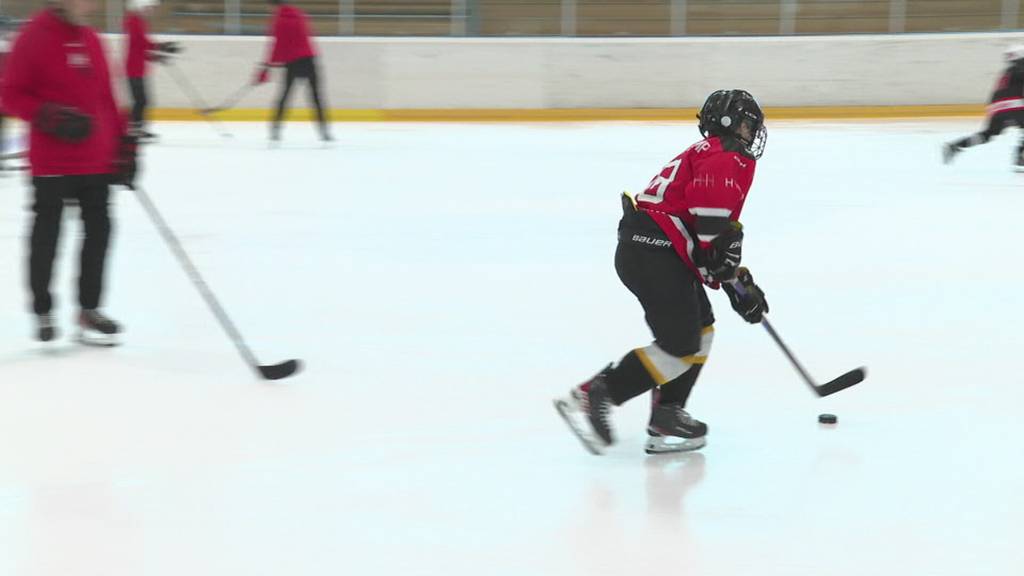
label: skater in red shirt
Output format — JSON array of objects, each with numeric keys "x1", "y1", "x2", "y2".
[
  {"x1": 123, "y1": 0, "x2": 179, "y2": 141},
  {"x1": 253, "y1": 0, "x2": 331, "y2": 142},
  {"x1": 2, "y1": 0, "x2": 137, "y2": 344},
  {"x1": 555, "y1": 90, "x2": 769, "y2": 455}
]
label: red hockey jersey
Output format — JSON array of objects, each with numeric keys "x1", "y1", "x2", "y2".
[
  {"x1": 265, "y1": 5, "x2": 315, "y2": 66},
  {"x1": 2, "y1": 9, "x2": 123, "y2": 176},
  {"x1": 635, "y1": 136, "x2": 756, "y2": 286},
  {"x1": 124, "y1": 11, "x2": 155, "y2": 79}
]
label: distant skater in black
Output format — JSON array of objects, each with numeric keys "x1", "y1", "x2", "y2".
[{"x1": 945, "y1": 45, "x2": 1024, "y2": 170}]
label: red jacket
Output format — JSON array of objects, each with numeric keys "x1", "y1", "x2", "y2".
[
  {"x1": 2, "y1": 10, "x2": 123, "y2": 176},
  {"x1": 266, "y1": 5, "x2": 315, "y2": 65},
  {"x1": 124, "y1": 11, "x2": 155, "y2": 79}
]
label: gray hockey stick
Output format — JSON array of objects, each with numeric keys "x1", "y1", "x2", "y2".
[{"x1": 133, "y1": 186, "x2": 301, "y2": 380}]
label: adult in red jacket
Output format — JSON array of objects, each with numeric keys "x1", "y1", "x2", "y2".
[
  {"x1": 255, "y1": 0, "x2": 330, "y2": 142},
  {"x1": 124, "y1": 0, "x2": 179, "y2": 140},
  {"x1": 2, "y1": 0, "x2": 137, "y2": 344}
]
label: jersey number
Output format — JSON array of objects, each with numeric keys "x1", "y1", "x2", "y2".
[{"x1": 637, "y1": 159, "x2": 682, "y2": 205}]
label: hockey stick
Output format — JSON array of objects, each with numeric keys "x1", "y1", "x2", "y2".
[
  {"x1": 732, "y1": 280, "x2": 864, "y2": 397},
  {"x1": 200, "y1": 82, "x2": 256, "y2": 115},
  {"x1": 162, "y1": 61, "x2": 234, "y2": 139},
  {"x1": 758, "y1": 316, "x2": 865, "y2": 397},
  {"x1": 133, "y1": 186, "x2": 302, "y2": 380}
]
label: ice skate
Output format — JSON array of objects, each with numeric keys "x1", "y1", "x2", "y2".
[
  {"x1": 553, "y1": 367, "x2": 615, "y2": 455},
  {"x1": 76, "y1": 309, "x2": 121, "y2": 347},
  {"x1": 35, "y1": 313, "x2": 57, "y2": 342},
  {"x1": 942, "y1": 142, "x2": 961, "y2": 165},
  {"x1": 1014, "y1": 148, "x2": 1024, "y2": 172},
  {"x1": 645, "y1": 402, "x2": 707, "y2": 454},
  {"x1": 128, "y1": 122, "x2": 157, "y2": 143}
]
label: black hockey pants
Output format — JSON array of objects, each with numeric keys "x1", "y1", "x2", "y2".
[
  {"x1": 273, "y1": 56, "x2": 328, "y2": 134},
  {"x1": 128, "y1": 76, "x2": 148, "y2": 127},
  {"x1": 28, "y1": 175, "x2": 113, "y2": 315},
  {"x1": 599, "y1": 199, "x2": 715, "y2": 408},
  {"x1": 953, "y1": 110, "x2": 1024, "y2": 153},
  {"x1": 615, "y1": 237, "x2": 714, "y2": 359}
]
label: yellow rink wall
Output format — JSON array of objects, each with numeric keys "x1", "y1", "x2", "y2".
[{"x1": 149, "y1": 104, "x2": 986, "y2": 123}]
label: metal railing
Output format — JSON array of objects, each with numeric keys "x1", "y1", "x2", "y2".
[{"x1": 0, "y1": 0, "x2": 1019, "y2": 36}]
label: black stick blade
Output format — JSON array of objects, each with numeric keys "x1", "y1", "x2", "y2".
[
  {"x1": 258, "y1": 359, "x2": 302, "y2": 380},
  {"x1": 816, "y1": 367, "x2": 866, "y2": 397}
]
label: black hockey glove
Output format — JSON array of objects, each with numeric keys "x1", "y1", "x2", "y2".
[
  {"x1": 35, "y1": 103, "x2": 92, "y2": 142},
  {"x1": 702, "y1": 221, "x2": 743, "y2": 282},
  {"x1": 113, "y1": 135, "x2": 138, "y2": 190},
  {"x1": 157, "y1": 41, "x2": 181, "y2": 54},
  {"x1": 147, "y1": 51, "x2": 169, "y2": 64},
  {"x1": 721, "y1": 267, "x2": 768, "y2": 324}
]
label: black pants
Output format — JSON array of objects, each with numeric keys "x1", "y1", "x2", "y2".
[
  {"x1": 273, "y1": 56, "x2": 328, "y2": 134},
  {"x1": 616, "y1": 241, "x2": 714, "y2": 358},
  {"x1": 602, "y1": 204, "x2": 715, "y2": 408},
  {"x1": 28, "y1": 175, "x2": 113, "y2": 315},
  {"x1": 953, "y1": 110, "x2": 1024, "y2": 153},
  {"x1": 128, "y1": 76, "x2": 148, "y2": 127}
]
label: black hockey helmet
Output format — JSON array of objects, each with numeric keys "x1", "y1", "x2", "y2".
[{"x1": 697, "y1": 89, "x2": 767, "y2": 160}]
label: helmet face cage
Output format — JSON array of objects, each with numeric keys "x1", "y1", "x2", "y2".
[{"x1": 697, "y1": 89, "x2": 767, "y2": 160}]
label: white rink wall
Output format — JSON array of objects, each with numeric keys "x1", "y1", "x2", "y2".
[{"x1": 104, "y1": 32, "x2": 1024, "y2": 110}]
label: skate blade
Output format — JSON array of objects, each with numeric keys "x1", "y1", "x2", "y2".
[
  {"x1": 644, "y1": 435, "x2": 706, "y2": 455},
  {"x1": 76, "y1": 331, "x2": 120, "y2": 348},
  {"x1": 553, "y1": 398, "x2": 607, "y2": 456}
]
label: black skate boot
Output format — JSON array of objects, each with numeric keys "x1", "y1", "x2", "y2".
[
  {"x1": 77, "y1": 309, "x2": 121, "y2": 347},
  {"x1": 36, "y1": 313, "x2": 56, "y2": 342},
  {"x1": 645, "y1": 401, "x2": 707, "y2": 454},
  {"x1": 553, "y1": 367, "x2": 615, "y2": 455},
  {"x1": 942, "y1": 142, "x2": 961, "y2": 165},
  {"x1": 128, "y1": 122, "x2": 156, "y2": 143},
  {"x1": 1014, "y1": 146, "x2": 1024, "y2": 172}
]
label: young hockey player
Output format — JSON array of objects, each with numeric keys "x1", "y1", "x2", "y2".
[
  {"x1": 944, "y1": 45, "x2": 1024, "y2": 169},
  {"x1": 554, "y1": 89, "x2": 769, "y2": 455},
  {"x1": 3, "y1": 0, "x2": 137, "y2": 344},
  {"x1": 123, "y1": 0, "x2": 180, "y2": 141},
  {"x1": 253, "y1": 0, "x2": 331, "y2": 142}
]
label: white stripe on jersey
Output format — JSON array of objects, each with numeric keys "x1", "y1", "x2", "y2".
[
  {"x1": 688, "y1": 207, "x2": 733, "y2": 218},
  {"x1": 988, "y1": 98, "x2": 1024, "y2": 115},
  {"x1": 668, "y1": 215, "x2": 711, "y2": 283}
]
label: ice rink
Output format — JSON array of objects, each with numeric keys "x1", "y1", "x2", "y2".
[{"x1": 0, "y1": 118, "x2": 1020, "y2": 575}]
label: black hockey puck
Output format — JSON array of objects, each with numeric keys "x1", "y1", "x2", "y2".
[{"x1": 818, "y1": 413, "x2": 838, "y2": 424}]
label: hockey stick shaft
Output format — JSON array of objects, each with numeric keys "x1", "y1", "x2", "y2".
[
  {"x1": 729, "y1": 278, "x2": 863, "y2": 396},
  {"x1": 758, "y1": 316, "x2": 821, "y2": 391},
  {"x1": 203, "y1": 82, "x2": 255, "y2": 115},
  {"x1": 163, "y1": 62, "x2": 233, "y2": 138},
  {"x1": 133, "y1": 186, "x2": 292, "y2": 379}
]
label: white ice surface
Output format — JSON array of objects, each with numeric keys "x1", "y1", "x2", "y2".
[{"x1": 0, "y1": 119, "x2": 1021, "y2": 575}]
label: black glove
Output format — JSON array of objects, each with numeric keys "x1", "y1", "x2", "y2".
[
  {"x1": 147, "y1": 51, "x2": 169, "y2": 63},
  {"x1": 35, "y1": 103, "x2": 92, "y2": 142},
  {"x1": 157, "y1": 41, "x2": 181, "y2": 54},
  {"x1": 113, "y1": 135, "x2": 138, "y2": 189},
  {"x1": 721, "y1": 267, "x2": 768, "y2": 324},
  {"x1": 702, "y1": 221, "x2": 743, "y2": 282}
]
